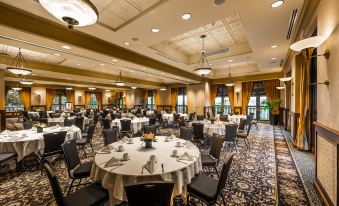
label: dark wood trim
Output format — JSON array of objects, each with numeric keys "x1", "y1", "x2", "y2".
[
  {"x1": 0, "y1": 110, "x2": 6, "y2": 132},
  {"x1": 313, "y1": 177, "x2": 334, "y2": 206},
  {"x1": 314, "y1": 122, "x2": 339, "y2": 144}
]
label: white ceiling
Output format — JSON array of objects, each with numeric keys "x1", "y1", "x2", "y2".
[{"x1": 0, "y1": 0, "x2": 304, "y2": 86}]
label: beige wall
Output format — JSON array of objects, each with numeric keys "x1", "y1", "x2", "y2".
[
  {"x1": 187, "y1": 84, "x2": 206, "y2": 114},
  {"x1": 102, "y1": 91, "x2": 114, "y2": 105},
  {"x1": 234, "y1": 82, "x2": 242, "y2": 107},
  {"x1": 75, "y1": 90, "x2": 85, "y2": 105},
  {"x1": 31, "y1": 87, "x2": 46, "y2": 105},
  {"x1": 0, "y1": 70, "x2": 5, "y2": 110},
  {"x1": 125, "y1": 89, "x2": 143, "y2": 107},
  {"x1": 157, "y1": 89, "x2": 171, "y2": 105}
]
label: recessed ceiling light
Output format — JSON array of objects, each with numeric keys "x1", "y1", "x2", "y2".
[
  {"x1": 105, "y1": 89, "x2": 111, "y2": 92},
  {"x1": 271, "y1": 45, "x2": 278, "y2": 48},
  {"x1": 151, "y1": 28, "x2": 160, "y2": 33},
  {"x1": 62, "y1": 45, "x2": 71, "y2": 49},
  {"x1": 142, "y1": 67, "x2": 146, "y2": 70},
  {"x1": 270, "y1": 0, "x2": 284, "y2": 8},
  {"x1": 112, "y1": 59, "x2": 118, "y2": 62},
  {"x1": 66, "y1": 87, "x2": 73, "y2": 90},
  {"x1": 100, "y1": 63, "x2": 105, "y2": 66},
  {"x1": 161, "y1": 72, "x2": 164, "y2": 75},
  {"x1": 181, "y1": 13, "x2": 192, "y2": 20},
  {"x1": 228, "y1": 59, "x2": 233, "y2": 63},
  {"x1": 123, "y1": 41, "x2": 130, "y2": 46},
  {"x1": 77, "y1": 63, "x2": 81, "y2": 66},
  {"x1": 54, "y1": 53, "x2": 61, "y2": 56},
  {"x1": 31, "y1": 73, "x2": 37, "y2": 76},
  {"x1": 131, "y1": 86, "x2": 137, "y2": 89},
  {"x1": 271, "y1": 57, "x2": 277, "y2": 60},
  {"x1": 129, "y1": 70, "x2": 133, "y2": 72}
]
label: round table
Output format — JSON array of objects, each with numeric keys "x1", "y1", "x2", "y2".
[
  {"x1": 0, "y1": 126, "x2": 82, "y2": 161},
  {"x1": 91, "y1": 136, "x2": 202, "y2": 205},
  {"x1": 215, "y1": 114, "x2": 246, "y2": 124},
  {"x1": 111, "y1": 118, "x2": 149, "y2": 134},
  {"x1": 48, "y1": 117, "x2": 90, "y2": 128},
  {"x1": 162, "y1": 113, "x2": 188, "y2": 122},
  {"x1": 190, "y1": 120, "x2": 233, "y2": 136}
]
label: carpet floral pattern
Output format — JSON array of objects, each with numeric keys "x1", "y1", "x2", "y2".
[{"x1": 0, "y1": 124, "x2": 313, "y2": 205}]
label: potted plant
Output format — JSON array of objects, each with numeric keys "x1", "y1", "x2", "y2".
[
  {"x1": 33, "y1": 123, "x2": 46, "y2": 133},
  {"x1": 263, "y1": 99, "x2": 282, "y2": 125}
]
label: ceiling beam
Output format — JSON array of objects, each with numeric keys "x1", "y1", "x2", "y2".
[
  {"x1": 211, "y1": 72, "x2": 284, "y2": 84},
  {"x1": 0, "y1": 55, "x2": 161, "y2": 87},
  {"x1": 0, "y1": 2, "x2": 204, "y2": 82}
]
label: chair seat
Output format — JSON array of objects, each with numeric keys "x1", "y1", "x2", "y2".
[
  {"x1": 73, "y1": 162, "x2": 93, "y2": 178},
  {"x1": 187, "y1": 174, "x2": 218, "y2": 204},
  {"x1": 76, "y1": 138, "x2": 87, "y2": 145},
  {"x1": 63, "y1": 183, "x2": 108, "y2": 206},
  {"x1": 201, "y1": 154, "x2": 217, "y2": 166},
  {"x1": 236, "y1": 132, "x2": 247, "y2": 138},
  {"x1": 82, "y1": 133, "x2": 88, "y2": 138},
  {"x1": 121, "y1": 130, "x2": 132, "y2": 133},
  {"x1": 0, "y1": 153, "x2": 17, "y2": 163}
]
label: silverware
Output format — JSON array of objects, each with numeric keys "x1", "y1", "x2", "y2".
[
  {"x1": 110, "y1": 164, "x2": 124, "y2": 171},
  {"x1": 176, "y1": 159, "x2": 188, "y2": 164},
  {"x1": 99, "y1": 161, "x2": 109, "y2": 165}
]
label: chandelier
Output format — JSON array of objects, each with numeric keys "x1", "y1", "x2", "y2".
[
  {"x1": 225, "y1": 67, "x2": 235, "y2": 87},
  {"x1": 116, "y1": 71, "x2": 125, "y2": 86},
  {"x1": 12, "y1": 82, "x2": 22, "y2": 91},
  {"x1": 20, "y1": 77, "x2": 34, "y2": 85},
  {"x1": 194, "y1": 35, "x2": 212, "y2": 76},
  {"x1": 7, "y1": 49, "x2": 32, "y2": 76},
  {"x1": 159, "y1": 81, "x2": 167, "y2": 91},
  {"x1": 39, "y1": 0, "x2": 99, "y2": 29}
]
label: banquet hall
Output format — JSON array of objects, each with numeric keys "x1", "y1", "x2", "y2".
[{"x1": 0, "y1": 0, "x2": 338, "y2": 205}]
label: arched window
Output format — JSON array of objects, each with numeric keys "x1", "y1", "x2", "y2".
[
  {"x1": 247, "y1": 81, "x2": 269, "y2": 120},
  {"x1": 177, "y1": 87, "x2": 187, "y2": 113},
  {"x1": 5, "y1": 90, "x2": 24, "y2": 112},
  {"x1": 89, "y1": 93, "x2": 98, "y2": 109},
  {"x1": 214, "y1": 85, "x2": 231, "y2": 114},
  {"x1": 52, "y1": 90, "x2": 68, "y2": 111}
]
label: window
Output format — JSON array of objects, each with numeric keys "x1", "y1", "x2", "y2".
[
  {"x1": 247, "y1": 82, "x2": 269, "y2": 120},
  {"x1": 177, "y1": 87, "x2": 187, "y2": 113},
  {"x1": 214, "y1": 85, "x2": 231, "y2": 114},
  {"x1": 52, "y1": 90, "x2": 68, "y2": 111},
  {"x1": 5, "y1": 90, "x2": 24, "y2": 112},
  {"x1": 147, "y1": 90, "x2": 154, "y2": 110},
  {"x1": 89, "y1": 93, "x2": 98, "y2": 109}
]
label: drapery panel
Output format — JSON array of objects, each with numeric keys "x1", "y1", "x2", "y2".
[
  {"x1": 227, "y1": 86, "x2": 235, "y2": 112},
  {"x1": 46, "y1": 88, "x2": 55, "y2": 111},
  {"x1": 241, "y1": 82, "x2": 254, "y2": 115},
  {"x1": 210, "y1": 85, "x2": 218, "y2": 106},
  {"x1": 171, "y1": 88, "x2": 178, "y2": 111},
  {"x1": 263, "y1": 79, "x2": 281, "y2": 114},
  {"x1": 154, "y1": 89, "x2": 159, "y2": 108},
  {"x1": 65, "y1": 90, "x2": 75, "y2": 103},
  {"x1": 84, "y1": 91, "x2": 92, "y2": 109},
  {"x1": 295, "y1": 48, "x2": 314, "y2": 150},
  {"x1": 96, "y1": 92, "x2": 102, "y2": 111},
  {"x1": 19, "y1": 87, "x2": 31, "y2": 110},
  {"x1": 143, "y1": 90, "x2": 148, "y2": 107}
]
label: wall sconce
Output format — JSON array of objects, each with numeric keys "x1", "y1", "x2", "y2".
[
  {"x1": 236, "y1": 91, "x2": 240, "y2": 103},
  {"x1": 276, "y1": 86, "x2": 285, "y2": 90},
  {"x1": 78, "y1": 96, "x2": 82, "y2": 104},
  {"x1": 290, "y1": 36, "x2": 330, "y2": 59},
  {"x1": 36, "y1": 94, "x2": 41, "y2": 103}
]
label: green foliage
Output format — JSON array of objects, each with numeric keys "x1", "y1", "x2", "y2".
[{"x1": 263, "y1": 99, "x2": 282, "y2": 115}]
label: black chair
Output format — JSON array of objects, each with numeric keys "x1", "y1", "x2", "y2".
[
  {"x1": 52, "y1": 113, "x2": 61, "y2": 118},
  {"x1": 196, "y1": 115, "x2": 205, "y2": 121},
  {"x1": 0, "y1": 152, "x2": 18, "y2": 174},
  {"x1": 143, "y1": 125, "x2": 157, "y2": 135},
  {"x1": 201, "y1": 133, "x2": 224, "y2": 177},
  {"x1": 39, "y1": 111, "x2": 48, "y2": 119},
  {"x1": 179, "y1": 126, "x2": 192, "y2": 141},
  {"x1": 187, "y1": 155, "x2": 234, "y2": 206},
  {"x1": 236, "y1": 121, "x2": 252, "y2": 149},
  {"x1": 37, "y1": 131, "x2": 67, "y2": 174},
  {"x1": 76, "y1": 124, "x2": 96, "y2": 157},
  {"x1": 192, "y1": 123, "x2": 205, "y2": 146},
  {"x1": 207, "y1": 112, "x2": 211, "y2": 119},
  {"x1": 64, "y1": 119, "x2": 75, "y2": 127},
  {"x1": 238, "y1": 118, "x2": 246, "y2": 132},
  {"x1": 224, "y1": 124, "x2": 239, "y2": 150},
  {"x1": 219, "y1": 115, "x2": 228, "y2": 122},
  {"x1": 44, "y1": 163, "x2": 108, "y2": 206},
  {"x1": 102, "y1": 118, "x2": 111, "y2": 129},
  {"x1": 250, "y1": 112, "x2": 258, "y2": 130},
  {"x1": 125, "y1": 182, "x2": 174, "y2": 206},
  {"x1": 103, "y1": 127, "x2": 119, "y2": 146},
  {"x1": 149, "y1": 117, "x2": 157, "y2": 126},
  {"x1": 120, "y1": 119, "x2": 132, "y2": 137},
  {"x1": 172, "y1": 113, "x2": 180, "y2": 128},
  {"x1": 62, "y1": 140, "x2": 93, "y2": 194},
  {"x1": 114, "y1": 113, "x2": 122, "y2": 119},
  {"x1": 74, "y1": 117, "x2": 84, "y2": 131},
  {"x1": 136, "y1": 113, "x2": 143, "y2": 118},
  {"x1": 23, "y1": 122, "x2": 34, "y2": 130},
  {"x1": 39, "y1": 118, "x2": 48, "y2": 124},
  {"x1": 22, "y1": 111, "x2": 29, "y2": 122}
]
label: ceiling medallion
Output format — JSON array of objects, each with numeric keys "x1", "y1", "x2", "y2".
[
  {"x1": 116, "y1": 71, "x2": 126, "y2": 87},
  {"x1": 194, "y1": 35, "x2": 212, "y2": 77},
  {"x1": 39, "y1": 0, "x2": 99, "y2": 29},
  {"x1": 7, "y1": 49, "x2": 32, "y2": 76},
  {"x1": 225, "y1": 67, "x2": 235, "y2": 87}
]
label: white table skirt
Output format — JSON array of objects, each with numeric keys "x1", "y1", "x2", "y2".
[
  {"x1": 90, "y1": 136, "x2": 202, "y2": 205},
  {"x1": 190, "y1": 120, "x2": 234, "y2": 136},
  {"x1": 0, "y1": 126, "x2": 82, "y2": 161},
  {"x1": 111, "y1": 118, "x2": 149, "y2": 134}
]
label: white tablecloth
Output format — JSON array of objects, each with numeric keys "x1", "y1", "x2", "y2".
[
  {"x1": 90, "y1": 136, "x2": 202, "y2": 205},
  {"x1": 162, "y1": 113, "x2": 188, "y2": 122},
  {"x1": 111, "y1": 118, "x2": 149, "y2": 134},
  {"x1": 215, "y1": 114, "x2": 246, "y2": 124},
  {"x1": 28, "y1": 111, "x2": 40, "y2": 118},
  {"x1": 47, "y1": 117, "x2": 90, "y2": 128},
  {"x1": 0, "y1": 126, "x2": 82, "y2": 161}
]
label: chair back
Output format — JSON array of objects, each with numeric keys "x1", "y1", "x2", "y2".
[
  {"x1": 207, "y1": 112, "x2": 211, "y2": 119},
  {"x1": 74, "y1": 117, "x2": 84, "y2": 130},
  {"x1": 224, "y1": 124, "x2": 238, "y2": 142},
  {"x1": 156, "y1": 113, "x2": 163, "y2": 122},
  {"x1": 86, "y1": 124, "x2": 96, "y2": 141},
  {"x1": 188, "y1": 113, "x2": 194, "y2": 121},
  {"x1": 209, "y1": 133, "x2": 224, "y2": 160},
  {"x1": 43, "y1": 131, "x2": 67, "y2": 156},
  {"x1": 196, "y1": 115, "x2": 205, "y2": 121},
  {"x1": 125, "y1": 182, "x2": 174, "y2": 206},
  {"x1": 61, "y1": 140, "x2": 81, "y2": 175},
  {"x1": 120, "y1": 119, "x2": 132, "y2": 132},
  {"x1": 136, "y1": 113, "x2": 144, "y2": 118},
  {"x1": 217, "y1": 155, "x2": 234, "y2": 195},
  {"x1": 173, "y1": 113, "x2": 180, "y2": 121},
  {"x1": 180, "y1": 126, "x2": 192, "y2": 141},
  {"x1": 114, "y1": 113, "x2": 122, "y2": 119},
  {"x1": 44, "y1": 163, "x2": 65, "y2": 206},
  {"x1": 52, "y1": 113, "x2": 61, "y2": 118},
  {"x1": 22, "y1": 111, "x2": 29, "y2": 118},
  {"x1": 103, "y1": 127, "x2": 119, "y2": 146},
  {"x1": 144, "y1": 125, "x2": 157, "y2": 135},
  {"x1": 192, "y1": 123, "x2": 204, "y2": 139},
  {"x1": 64, "y1": 119, "x2": 75, "y2": 127},
  {"x1": 220, "y1": 115, "x2": 228, "y2": 122},
  {"x1": 245, "y1": 115, "x2": 254, "y2": 126},
  {"x1": 246, "y1": 121, "x2": 252, "y2": 136},
  {"x1": 149, "y1": 117, "x2": 157, "y2": 125},
  {"x1": 103, "y1": 118, "x2": 111, "y2": 129},
  {"x1": 23, "y1": 122, "x2": 33, "y2": 130},
  {"x1": 39, "y1": 118, "x2": 48, "y2": 124},
  {"x1": 238, "y1": 118, "x2": 246, "y2": 131},
  {"x1": 40, "y1": 111, "x2": 48, "y2": 119}
]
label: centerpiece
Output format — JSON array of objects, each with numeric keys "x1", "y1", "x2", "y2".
[
  {"x1": 33, "y1": 123, "x2": 46, "y2": 133},
  {"x1": 209, "y1": 117, "x2": 216, "y2": 124},
  {"x1": 142, "y1": 133, "x2": 155, "y2": 149}
]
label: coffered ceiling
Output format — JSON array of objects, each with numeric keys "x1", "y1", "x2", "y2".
[{"x1": 0, "y1": 0, "x2": 305, "y2": 89}]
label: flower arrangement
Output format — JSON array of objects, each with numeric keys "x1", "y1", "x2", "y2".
[
  {"x1": 33, "y1": 123, "x2": 46, "y2": 133},
  {"x1": 209, "y1": 117, "x2": 217, "y2": 124},
  {"x1": 142, "y1": 133, "x2": 155, "y2": 148}
]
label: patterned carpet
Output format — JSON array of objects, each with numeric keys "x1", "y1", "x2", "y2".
[
  {"x1": 0, "y1": 123, "x2": 313, "y2": 205},
  {"x1": 273, "y1": 126, "x2": 311, "y2": 206}
]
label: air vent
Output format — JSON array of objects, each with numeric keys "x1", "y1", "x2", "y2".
[
  {"x1": 156, "y1": 52, "x2": 182, "y2": 63},
  {"x1": 205, "y1": 48, "x2": 230, "y2": 57},
  {"x1": 286, "y1": 9, "x2": 299, "y2": 40}
]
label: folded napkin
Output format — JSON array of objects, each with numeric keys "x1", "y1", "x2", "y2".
[
  {"x1": 185, "y1": 141, "x2": 195, "y2": 148},
  {"x1": 144, "y1": 160, "x2": 158, "y2": 174},
  {"x1": 69, "y1": 125, "x2": 78, "y2": 131},
  {"x1": 104, "y1": 156, "x2": 122, "y2": 168},
  {"x1": 121, "y1": 136, "x2": 129, "y2": 143},
  {"x1": 97, "y1": 145, "x2": 112, "y2": 154},
  {"x1": 170, "y1": 134, "x2": 176, "y2": 139},
  {"x1": 178, "y1": 152, "x2": 194, "y2": 161}
]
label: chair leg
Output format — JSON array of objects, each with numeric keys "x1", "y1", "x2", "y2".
[
  {"x1": 67, "y1": 179, "x2": 75, "y2": 195},
  {"x1": 221, "y1": 192, "x2": 226, "y2": 206},
  {"x1": 186, "y1": 194, "x2": 190, "y2": 206},
  {"x1": 89, "y1": 142, "x2": 94, "y2": 152},
  {"x1": 214, "y1": 166, "x2": 219, "y2": 178}
]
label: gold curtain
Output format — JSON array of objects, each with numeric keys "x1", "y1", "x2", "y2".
[
  {"x1": 46, "y1": 88, "x2": 55, "y2": 111},
  {"x1": 84, "y1": 91, "x2": 91, "y2": 108},
  {"x1": 65, "y1": 90, "x2": 75, "y2": 103},
  {"x1": 96, "y1": 92, "x2": 102, "y2": 111},
  {"x1": 143, "y1": 90, "x2": 148, "y2": 107},
  {"x1": 210, "y1": 85, "x2": 218, "y2": 106},
  {"x1": 295, "y1": 48, "x2": 313, "y2": 150},
  {"x1": 227, "y1": 86, "x2": 235, "y2": 112},
  {"x1": 19, "y1": 87, "x2": 31, "y2": 110},
  {"x1": 241, "y1": 82, "x2": 254, "y2": 115},
  {"x1": 154, "y1": 89, "x2": 159, "y2": 108},
  {"x1": 171, "y1": 88, "x2": 178, "y2": 111},
  {"x1": 122, "y1": 93, "x2": 126, "y2": 107},
  {"x1": 263, "y1": 79, "x2": 281, "y2": 114}
]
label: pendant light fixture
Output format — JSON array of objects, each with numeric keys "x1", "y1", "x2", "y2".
[
  {"x1": 159, "y1": 81, "x2": 167, "y2": 91},
  {"x1": 19, "y1": 78, "x2": 34, "y2": 85},
  {"x1": 88, "y1": 83, "x2": 96, "y2": 90},
  {"x1": 116, "y1": 71, "x2": 125, "y2": 86},
  {"x1": 225, "y1": 67, "x2": 235, "y2": 87},
  {"x1": 194, "y1": 35, "x2": 212, "y2": 77},
  {"x1": 7, "y1": 49, "x2": 32, "y2": 76},
  {"x1": 39, "y1": 0, "x2": 99, "y2": 29},
  {"x1": 12, "y1": 82, "x2": 22, "y2": 91}
]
